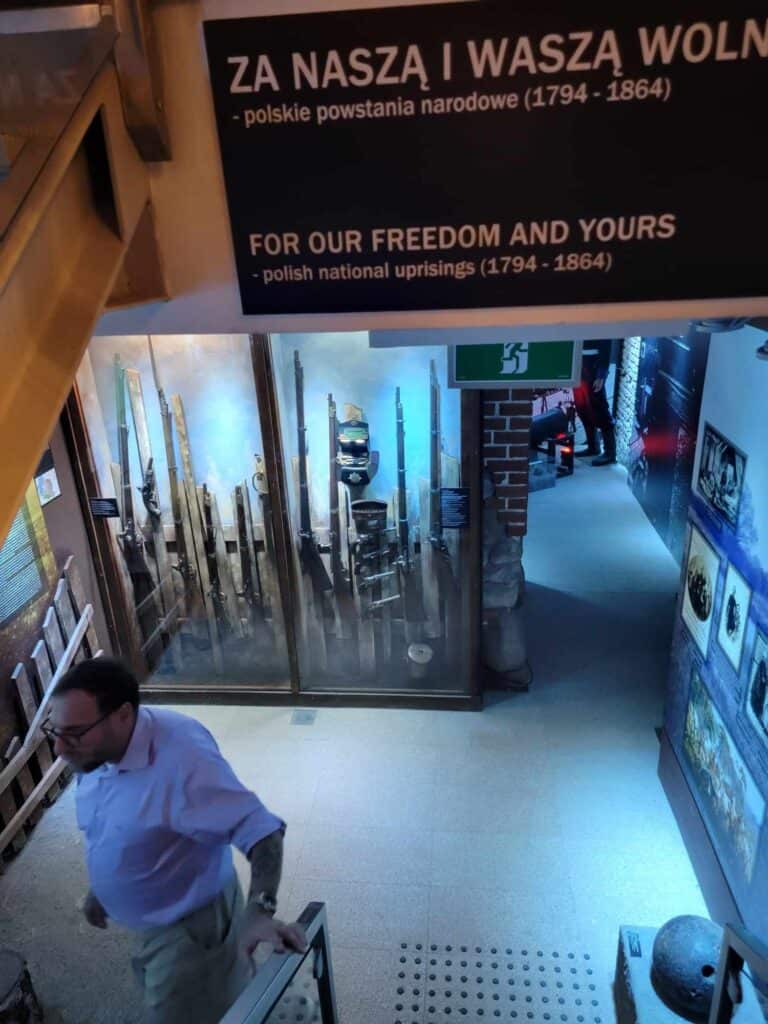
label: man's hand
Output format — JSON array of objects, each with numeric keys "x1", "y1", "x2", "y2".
[
  {"x1": 239, "y1": 908, "x2": 307, "y2": 971},
  {"x1": 592, "y1": 378, "x2": 605, "y2": 393},
  {"x1": 82, "y1": 890, "x2": 108, "y2": 929}
]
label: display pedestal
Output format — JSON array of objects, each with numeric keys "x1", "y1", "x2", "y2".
[{"x1": 614, "y1": 927, "x2": 762, "y2": 1024}]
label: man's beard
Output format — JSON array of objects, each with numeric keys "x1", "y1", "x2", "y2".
[{"x1": 67, "y1": 755, "x2": 106, "y2": 773}]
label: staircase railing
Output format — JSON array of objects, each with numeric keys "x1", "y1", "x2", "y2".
[{"x1": 220, "y1": 902, "x2": 338, "y2": 1024}]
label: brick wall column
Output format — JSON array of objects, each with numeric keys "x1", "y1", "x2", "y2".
[
  {"x1": 482, "y1": 388, "x2": 533, "y2": 536},
  {"x1": 615, "y1": 337, "x2": 642, "y2": 468}
]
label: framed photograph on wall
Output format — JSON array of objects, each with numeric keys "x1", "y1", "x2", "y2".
[
  {"x1": 33, "y1": 447, "x2": 61, "y2": 507},
  {"x1": 716, "y1": 563, "x2": 752, "y2": 674},
  {"x1": 696, "y1": 423, "x2": 747, "y2": 530},
  {"x1": 682, "y1": 524, "x2": 721, "y2": 659},
  {"x1": 746, "y1": 630, "x2": 768, "y2": 746}
]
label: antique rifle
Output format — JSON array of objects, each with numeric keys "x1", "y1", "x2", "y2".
[
  {"x1": 234, "y1": 482, "x2": 265, "y2": 630},
  {"x1": 294, "y1": 351, "x2": 332, "y2": 594},
  {"x1": 114, "y1": 355, "x2": 162, "y2": 660},
  {"x1": 328, "y1": 393, "x2": 356, "y2": 638},
  {"x1": 395, "y1": 386, "x2": 424, "y2": 636},
  {"x1": 148, "y1": 339, "x2": 196, "y2": 588}
]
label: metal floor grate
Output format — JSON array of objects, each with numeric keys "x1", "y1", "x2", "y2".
[{"x1": 395, "y1": 943, "x2": 602, "y2": 1024}]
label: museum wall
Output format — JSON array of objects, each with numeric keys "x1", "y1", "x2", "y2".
[
  {"x1": 624, "y1": 331, "x2": 710, "y2": 564},
  {"x1": 0, "y1": 427, "x2": 112, "y2": 755},
  {"x1": 0, "y1": 484, "x2": 59, "y2": 755},
  {"x1": 664, "y1": 324, "x2": 768, "y2": 938},
  {"x1": 482, "y1": 389, "x2": 532, "y2": 537},
  {"x1": 43, "y1": 424, "x2": 112, "y2": 656}
]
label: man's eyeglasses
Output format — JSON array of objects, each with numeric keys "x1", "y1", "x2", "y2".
[{"x1": 41, "y1": 709, "x2": 114, "y2": 746}]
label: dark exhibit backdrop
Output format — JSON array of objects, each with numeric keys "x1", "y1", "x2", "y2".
[
  {"x1": 628, "y1": 332, "x2": 710, "y2": 564},
  {"x1": 664, "y1": 327, "x2": 768, "y2": 940}
]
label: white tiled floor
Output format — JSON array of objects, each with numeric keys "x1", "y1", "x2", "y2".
[{"x1": 0, "y1": 460, "x2": 707, "y2": 1023}]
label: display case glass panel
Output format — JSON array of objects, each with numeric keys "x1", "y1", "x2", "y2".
[
  {"x1": 271, "y1": 332, "x2": 472, "y2": 694},
  {"x1": 78, "y1": 335, "x2": 291, "y2": 688}
]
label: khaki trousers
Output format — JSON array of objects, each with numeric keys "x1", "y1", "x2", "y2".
[{"x1": 132, "y1": 877, "x2": 251, "y2": 1024}]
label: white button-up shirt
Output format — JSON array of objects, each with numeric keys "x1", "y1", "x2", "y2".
[{"x1": 76, "y1": 707, "x2": 284, "y2": 929}]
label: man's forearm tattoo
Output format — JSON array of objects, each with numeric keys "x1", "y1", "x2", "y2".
[{"x1": 247, "y1": 829, "x2": 284, "y2": 905}]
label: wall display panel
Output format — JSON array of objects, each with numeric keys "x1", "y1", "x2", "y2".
[
  {"x1": 627, "y1": 333, "x2": 709, "y2": 564},
  {"x1": 78, "y1": 335, "x2": 291, "y2": 688},
  {"x1": 683, "y1": 669, "x2": 765, "y2": 886},
  {"x1": 271, "y1": 333, "x2": 471, "y2": 694},
  {"x1": 663, "y1": 326, "x2": 768, "y2": 941}
]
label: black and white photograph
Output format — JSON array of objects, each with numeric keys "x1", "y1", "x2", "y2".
[
  {"x1": 746, "y1": 630, "x2": 768, "y2": 745},
  {"x1": 682, "y1": 524, "x2": 721, "y2": 659},
  {"x1": 696, "y1": 423, "x2": 747, "y2": 530},
  {"x1": 716, "y1": 562, "x2": 752, "y2": 674},
  {"x1": 33, "y1": 447, "x2": 61, "y2": 508}
]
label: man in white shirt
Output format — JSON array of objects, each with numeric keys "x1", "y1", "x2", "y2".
[{"x1": 45, "y1": 658, "x2": 306, "y2": 1024}]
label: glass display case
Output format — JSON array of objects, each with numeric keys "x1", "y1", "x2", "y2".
[
  {"x1": 77, "y1": 334, "x2": 291, "y2": 688},
  {"x1": 271, "y1": 333, "x2": 475, "y2": 694},
  {"x1": 74, "y1": 332, "x2": 479, "y2": 702}
]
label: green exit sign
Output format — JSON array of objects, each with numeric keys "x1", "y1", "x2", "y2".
[{"x1": 450, "y1": 341, "x2": 582, "y2": 389}]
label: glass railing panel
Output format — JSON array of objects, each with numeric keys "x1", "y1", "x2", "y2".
[{"x1": 220, "y1": 903, "x2": 338, "y2": 1024}]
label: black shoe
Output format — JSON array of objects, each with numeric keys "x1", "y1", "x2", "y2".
[
  {"x1": 483, "y1": 663, "x2": 533, "y2": 691},
  {"x1": 591, "y1": 427, "x2": 616, "y2": 466},
  {"x1": 591, "y1": 452, "x2": 616, "y2": 467},
  {"x1": 576, "y1": 446, "x2": 600, "y2": 458}
]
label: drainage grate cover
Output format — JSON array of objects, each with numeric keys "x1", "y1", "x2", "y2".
[
  {"x1": 291, "y1": 709, "x2": 317, "y2": 726},
  {"x1": 395, "y1": 944, "x2": 602, "y2": 1024}
]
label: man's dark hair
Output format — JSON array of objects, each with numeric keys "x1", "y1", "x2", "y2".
[{"x1": 54, "y1": 658, "x2": 140, "y2": 713}]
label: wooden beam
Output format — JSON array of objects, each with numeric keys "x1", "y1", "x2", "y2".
[
  {"x1": 0, "y1": 605, "x2": 93, "y2": 794},
  {"x1": 0, "y1": 757, "x2": 67, "y2": 859},
  {"x1": 63, "y1": 555, "x2": 100, "y2": 658},
  {"x1": 106, "y1": 202, "x2": 168, "y2": 309},
  {"x1": 12, "y1": 664, "x2": 54, "y2": 774},
  {"x1": 112, "y1": 0, "x2": 171, "y2": 161},
  {"x1": 42, "y1": 607, "x2": 66, "y2": 669},
  {"x1": 2, "y1": 737, "x2": 39, "y2": 833}
]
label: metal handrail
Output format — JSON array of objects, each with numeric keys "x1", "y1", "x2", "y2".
[
  {"x1": 219, "y1": 903, "x2": 339, "y2": 1024},
  {"x1": 708, "y1": 924, "x2": 768, "y2": 1024}
]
